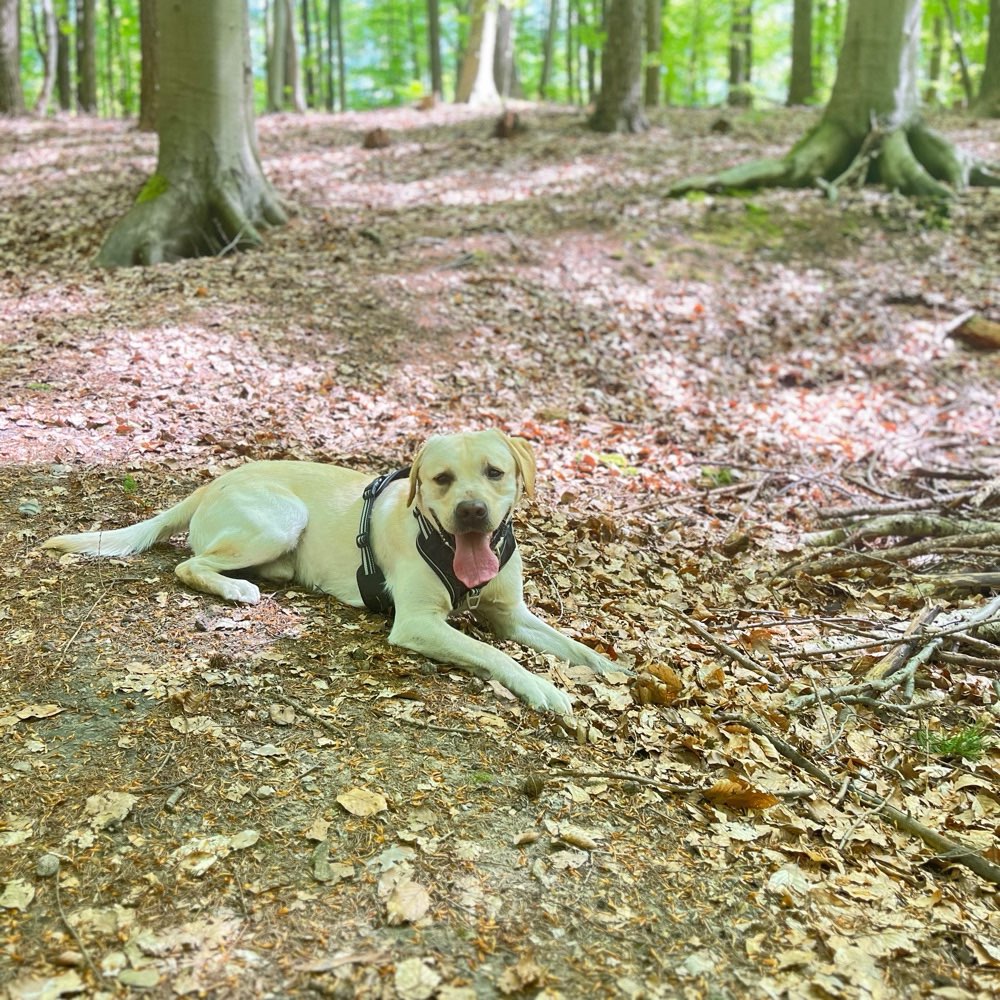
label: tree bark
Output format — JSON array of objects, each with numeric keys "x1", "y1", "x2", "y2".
[
  {"x1": 787, "y1": 0, "x2": 813, "y2": 105},
  {"x1": 670, "y1": 0, "x2": 999, "y2": 199},
  {"x1": 426, "y1": 0, "x2": 443, "y2": 96},
  {"x1": 975, "y1": 0, "x2": 1000, "y2": 117},
  {"x1": 97, "y1": 0, "x2": 287, "y2": 267},
  {"x1": 138, "y1": 0, "x2": 158, "y2": 131},
  {"x1": 56, "y1": 0, "x2": 71, "y2": 111},
  {"x1": 455, "y1": 0, "x2": 499, "y2": 105},
  {"x1": 589, "y1": 0, "x2": 648, "y2": 132},
  {"x1": 539, "y1": 0, "x2": 559, "y2": 99},
  {"x1": 727, "y1": 2, "x2": 752, "y2": 107},
  {"x1": 644, "y1": 0, "x2": 661, "y2": 107},
  {"x1": 0, "y1": 0, "x2": 25, "y2": 114},
  {"x1": 494, "y1": 2, "x2": 520, "y2": 99},
  {"x1": 76, "y1": 0, "x2": 97, "y2": 113},
  {"x1": 34, "y1": 0, "x2": 59, "y2": 114}
]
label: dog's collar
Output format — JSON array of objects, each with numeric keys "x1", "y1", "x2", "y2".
[{"x1": 356, "y1": 468, "x2": 516, "y2": 615}]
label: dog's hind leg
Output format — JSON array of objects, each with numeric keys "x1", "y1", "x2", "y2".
[{"x1": 177, "y1": 490, "x2": 309, "y2": 604}]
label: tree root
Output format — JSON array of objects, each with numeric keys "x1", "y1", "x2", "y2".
[
  {"x1": 98, "y1": 171, "x2": 288, "y2": 268},
  {"x1": 668, "y1": 117, "x2": 999, "y2": 199}
]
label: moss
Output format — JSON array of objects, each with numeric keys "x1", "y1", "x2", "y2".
[{"x1": 136, "y1": 173, "x2": 169, "y2": 204}]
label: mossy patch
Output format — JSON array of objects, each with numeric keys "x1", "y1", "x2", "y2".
[{"x1": 136, "y1": 173, "x2": 169, "y2": 204}]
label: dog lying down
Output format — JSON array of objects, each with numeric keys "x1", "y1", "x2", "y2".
[{"x1": 43, "y1": 430, "x2": 623, "y2": 714}]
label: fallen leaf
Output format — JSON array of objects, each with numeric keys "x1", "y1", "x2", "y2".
[
  {"x1": 386, "y1": 880, "x2": 431, "y2": 925},
  {"x1": 337, "y1": 787, "x2": 388, "y2": 817}
]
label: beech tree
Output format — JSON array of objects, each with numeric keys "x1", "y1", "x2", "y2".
[
  {"x1": 787, "y1": 0, "x2": 813, "y2": 106},
  {"x1": 455, "y1": 0, "x2": 500, "y2": 105},
  {"x1": 670, "y1": 0, "x2": 999, "y2": 198},
  {"x1": 97, "y1": 0, "x2": 287, "y2": 267},
  {"x1": 589, "y1": 0, "x2": 648, "y2": 133},
  {"x1": 976, "y1": 0, "x2": 1000, "y2": 117},
  {"x1": 0, "y1": 0, "x2": 24, "y2": 114}
]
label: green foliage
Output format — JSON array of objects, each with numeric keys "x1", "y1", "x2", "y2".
[
  {"x1": 701, "y1": 466, "x2": 735, "y2": 487},
  {"x1": 120, "y1": 474, "x2": 139, "y2": 493},
  {"x1": 917, "y1": 722, "x2": 991, "y2": 762},
  {"x1": 8, "y1": 0, "x2": 994, "y2": 117}
]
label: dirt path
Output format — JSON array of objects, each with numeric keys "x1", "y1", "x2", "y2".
[{"x1": 2, "y1": 105, "x2": 999, "y2": 998}]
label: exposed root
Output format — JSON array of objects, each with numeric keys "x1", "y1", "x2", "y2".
[
  {"x1": 669, "y1": 117, "x2": 998, "y2": 199},
  {"x1": 97, "y1": 171, "x2": 288, "y2": 268}
]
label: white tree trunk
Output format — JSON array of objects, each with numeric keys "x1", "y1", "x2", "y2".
[{"x1": 455, "y1": 0, "x2": 500, "y2": 105}]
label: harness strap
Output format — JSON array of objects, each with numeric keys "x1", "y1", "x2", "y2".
[{"x1": 356, "y1": 468, "x2": 517, "y2": 615}]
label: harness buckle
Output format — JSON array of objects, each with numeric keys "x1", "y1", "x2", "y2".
[
  {"x1": 466, "y1": 588, "x2": 482, "y2": 610},
  {"x1": 356, "y1": 532, "x2": 368, "y2": 549}
]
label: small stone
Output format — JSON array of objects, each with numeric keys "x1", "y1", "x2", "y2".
[
  {"x1": 36, "y1": 854, "x2": 61, "y2": 877},
  {"x1": 257, "y1": 785, "x2": 276, "y2": 798}
]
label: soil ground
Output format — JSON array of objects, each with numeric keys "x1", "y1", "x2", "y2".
[{"x1": 1, "y1": 104, "x2": 999, "y2": 999}]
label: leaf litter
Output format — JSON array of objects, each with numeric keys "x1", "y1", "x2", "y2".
[{"x1": 1, "y1": 104, "x2": 999, "y2": 997}]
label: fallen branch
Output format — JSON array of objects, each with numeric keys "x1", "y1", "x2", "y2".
[
  {"x1": 662, "y1": 607, "x2": 787, "y2": 687},
  {"x1": 803, "y1": 514, "x2": 1000, "y2": 548},
  {"x1": 723, "y1": 715, "x2": 1000, "y2": 886},
  {"x1": 865, "y1": 605, "x2": 943, "y2": 681}
]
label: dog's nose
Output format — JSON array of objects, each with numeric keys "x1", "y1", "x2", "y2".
[{"x1": 455, "y1": 500, "x2": 489, "y2": 531}]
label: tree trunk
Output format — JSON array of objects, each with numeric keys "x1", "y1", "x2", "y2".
[
  {"x1": 283, "y1": 0, "x2": 305, "y2": 112},
  {"x1": 138, "y1": 0, "x2": 157, "y2": 131},
  {"x1": 56, "y1": 0, "x2": 71, "y2": 111},
  {"x1": 539, "y1": 0, "x2": 558, "y2": 99},
  {"x1": 268, "y1": 0, "x2": 287, "y2": 111},
  {"x1": 427, "y1": 0, "x2": 443, "y2": 96},
  {"x1": 976, "y1": 0, "x2": 1000, "y2": 116},
  {"x1": 727, "y1": 2, "x2": 752, "y2": 107},
  {"x1": 925, "y1": 14, "x2": 943, "y2": 105},
  {"x1": 97, "y1": 0, "x2": 287, "y2": 267},
  {"x1": 301, "y1": 0, "x2": 315, "y2": 107},
  {"x1": 589, "y1": 0, "x2": 648, "y2": 132},
  {"x1": 670, "y1": 0, "x2": 999, "y2": 199},
  {"x1": 494, "y1": 3, "x2": 519, "y2": 99},
  {"x1": 332, "y1": 0, "x2": 346, "y2": 110},
  {"x1": 787, "y1": 0, "x2": 813, "y2": 105},
  {"x1": 0, "y1": 0, "x2": 24, "y2": 114},
  {"x1": 34, "y1": 0, "x2": 59, "y2": 114},
  {"x1": 644, "y1": 0, "x2": 661, "y2": 108},
  {"x1": 455, "y1": 0, "x2": 499, "y2": 105},
  {"x1": 941, "y1": 0, "x2": 974, "y2": 107},
  {"x1": 76, "y1": 0, "x2": 97, "y2": 112}
]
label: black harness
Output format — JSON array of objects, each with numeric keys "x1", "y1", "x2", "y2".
[{"x1": 356, "y1": 468, "x2": 516, "y2": 615}]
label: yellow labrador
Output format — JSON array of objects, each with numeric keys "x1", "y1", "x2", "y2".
[{"x1": 43, "y1": 430, "x2": 620, "y2": 713}]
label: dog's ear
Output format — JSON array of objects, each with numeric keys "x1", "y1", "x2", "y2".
[
  {"x1": 506, "y1": 436, "x2": 536, "y2": 499},
  {"x1": 406, "y1": 444, "x2": 425, "y2": 507}
]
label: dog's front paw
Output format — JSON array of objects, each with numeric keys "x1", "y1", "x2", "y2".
[
  {"x1": 586, "y1": 650, "x2": 634, "y2": 676},
  {"x1": 511, "y1": 674, "x2": 573, "y2": 715},
  {"x1": 220, "y1": 579, "x2": 261, "y2": 604}
]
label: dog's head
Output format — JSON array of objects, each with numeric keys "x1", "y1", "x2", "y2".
[{"x1": 406, "y1": 430, "x2": 536, "y2": 588}]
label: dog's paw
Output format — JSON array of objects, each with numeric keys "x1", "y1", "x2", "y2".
[
  {"x1": 221, "y1": 579, "x2": 261, "y2": 604},
  {"x1": 587, "y1": 651, "x2": 634, "y2": 676},
  {"x1": 514, "y1": 675, "x2": 573, "y2": 715}
]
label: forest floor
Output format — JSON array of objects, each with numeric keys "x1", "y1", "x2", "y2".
[{"x1": 1, "y1": 103, "x2": 999, "y2": 1000}]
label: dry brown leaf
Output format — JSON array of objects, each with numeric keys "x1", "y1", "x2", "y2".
[
  {"x1": 704, "y1": 779, "x2": 779, "y2": 811},
  {"x1": 386, "y1": 880, "x2": 431, "y2": 926},
  {"x1": 336, "y1": 787, "x2": 388, "y2": 817}
]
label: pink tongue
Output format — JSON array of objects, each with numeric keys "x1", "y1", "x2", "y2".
[{"x1": 453, "y1": 532, "x2": 500, "y2": 589}]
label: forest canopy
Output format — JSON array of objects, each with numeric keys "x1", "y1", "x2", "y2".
[{"x1": 4, "y1": 0, "x2": 997, "y2": 117}]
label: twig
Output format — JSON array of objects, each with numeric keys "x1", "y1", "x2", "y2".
[
  {"x1": 662, "y1": 607, "x2": 786, "y2": 687},
  {"x1": 865, "y1": 605, "x2": 943, "y2": 681},
  {"x1": 56, "y1": 584, "x2": 112, "y2": 667},
  {"x1": 544, "y1": 766, "x2": 813, "y2": 800},
  {"x1": 723, "y1": 715, "x2": 1000, "y2": 886},
  {"x1": 54, "y1": 876, "x2": 101, "y2": 981}
]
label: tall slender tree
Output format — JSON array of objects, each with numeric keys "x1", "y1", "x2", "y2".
[
  {"x1": 787, "y1": 0, "x2": 813, "y2": 105},
  {"x1": 727, "y1": 2, "x2": 752, "y2": 106},
  {"x1": 539, "y1": 0, "x2": 559, "y2": 99},
  {"x1": 455, "y1": 0, "x2": 499, "y2": 104},
  {"x1": 644, "y1": 0, "x2": 662, "y2": 107},
  {"x1": 0, "y1": 0, "x2": 24, "y2": 114},
  {"x1": 427, "y1": 0, "x2": 443, "y2": 96},
  {"x1": 55, "y1": 0, "x2": 72, "y2": 111},
  {"x1": 974, "y1": 0, "x2": 1000, "y2": 117},
  {"x1": 138, "y1": 0, "x2": 157, "y2": 131},
  {"x1": 589, "y1": 0, "x2": 648, "y2": 132},
  {"x1": 670, "y1": 0, "x2": 998, "y2": 198},
  {"x1": 34, "y1": 0, "x2": 59, "y2": 114},
  {"x1": 98, "y1": 0, "x2": 287, "y2": 266},
  {"x1": 76, "y1": 0, "x2": 97, "y2": 112}
]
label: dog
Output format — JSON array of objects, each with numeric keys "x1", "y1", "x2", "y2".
[{"x1": 43, "y1": 430, "x2": 622, "y2": 713}]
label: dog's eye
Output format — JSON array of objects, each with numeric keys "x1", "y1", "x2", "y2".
[
  {"x1": 433, "y1": 472, "x2": 454, "y2": 487},
  {"x1": 485, "y1": 466, "x2": 504, "y2": 480}
]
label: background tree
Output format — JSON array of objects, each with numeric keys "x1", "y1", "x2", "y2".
[
  {"x1": 539, "y1": 0, "x2": 559, "y2": 99},
  {"x1": 787, "y1": 0, "x2": 813, "y2": 105},
  {"x1": 727, "y1": 2, "x2": 751, "y2": 106},
  {"x1": 138, "y1": 0, "x2": 157, "y2": 131},
  {"x1": 55, "y1": 0, "x2": 72, "y2": 111},
  {"x1": 98, "y1": 0, "x2": 287, "y2": 267},
  {"x1": 426, "y1": 0, "x2": 443, "y2": 96},
  {"x1": 670, "y1": 0, "x2": 999, "y2": 198},
  {"x1": 644, "y1": 0, "x2": 661, "y2": 107},
  {"x1": 589, "y1": 0, "x2": 647, "y2": 132},
  {"x1": 33, "y1": 0, "x2": 59, "y2": 114},
  {"x1": 455, "y1": 0, "x2": 499, "y2": 104},
  {"x1": 77, "y1": 0, "x2": 97, "y2": 112},
  {"x1": 0, "y1": 0, "x2": 25, "y2": 114},
  {"x1": 976, "y1": 0, "x2": 1000, "y2": 117}
]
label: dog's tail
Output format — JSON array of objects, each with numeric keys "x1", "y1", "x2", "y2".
[{"x1": 42, "y1": 488, "x2": 206, "y2": 558}]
